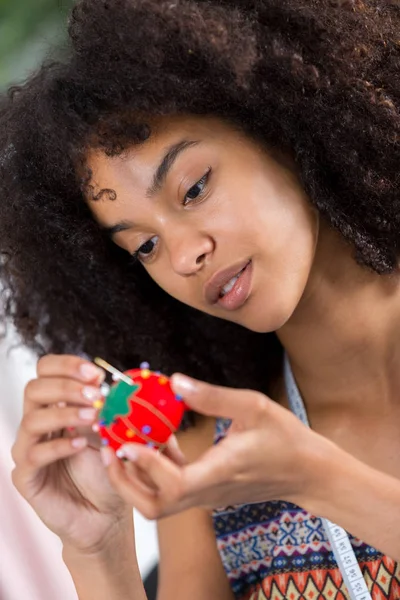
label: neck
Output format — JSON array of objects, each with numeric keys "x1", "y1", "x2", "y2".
[{"x1": 277, "y1": 224, "x2": 400, "y2": 416}]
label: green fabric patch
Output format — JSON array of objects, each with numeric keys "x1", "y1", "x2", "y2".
[{"x1": 99, "y1": 380, "x2": 139, "y2": 426}]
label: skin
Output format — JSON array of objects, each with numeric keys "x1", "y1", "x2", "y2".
[
  {"x1": 88, "y1": 114, "x2": 400, "y2": 480},
  {"x1": 87, "y1": 113, "x2": 400, "y2": 539},
  {"x1": 88, "y1": 115, "x2": 319, "y2": 333},
  {"x1": 12, "y1": 114, "x2": 400, "y2": 599}
]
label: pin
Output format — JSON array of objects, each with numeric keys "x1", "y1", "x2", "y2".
[{"x1": 94, "y1": 357, "x2": 134, "y2": 386}]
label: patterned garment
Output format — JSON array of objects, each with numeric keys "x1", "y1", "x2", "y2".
[{"x1": 212, "y1": 418, "x2": 400, "y2": 600}]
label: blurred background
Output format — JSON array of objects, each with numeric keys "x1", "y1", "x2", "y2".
[
  {"x1": 0, "y1": 0, "x2": 71, "y2": 88},
  {"x1": 0, "y1": 2, "x2": 159, "y2": 598}
]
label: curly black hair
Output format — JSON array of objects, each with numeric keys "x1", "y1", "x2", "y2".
[{"x1": 0, "y1": 0, "x2": 399, "y2": 394}]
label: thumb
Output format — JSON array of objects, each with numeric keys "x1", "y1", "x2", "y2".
[{"x1": 170, "y1": 374, "x2": 266, "y2": 424}]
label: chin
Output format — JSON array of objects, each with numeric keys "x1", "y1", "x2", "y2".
[
  {"x1": 201, "y1": 294, "x2": 297, "y2": 333},
  {"x1": 239, "y1": 317, "x2": 288, "y2": 334},
  {"x1": 238, "y1": 299, "x2": 297, "y2": 334}
]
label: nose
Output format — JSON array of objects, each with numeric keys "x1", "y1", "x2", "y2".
[{"x1": 167, "y1": 228, "x2": 214, "y2": 276}]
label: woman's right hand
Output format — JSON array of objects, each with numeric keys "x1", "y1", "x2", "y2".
[{"x1": 11, "y1": 354, "x2": 134, "y2": 555}]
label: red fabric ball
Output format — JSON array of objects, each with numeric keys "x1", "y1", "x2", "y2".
[{"x1": 97, "y1": 368, "x2": 186, "y2": 452}]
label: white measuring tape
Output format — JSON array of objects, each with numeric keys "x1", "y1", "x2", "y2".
[{"x1": 283, "y1": 355, "x2": 372, "y2": 600}]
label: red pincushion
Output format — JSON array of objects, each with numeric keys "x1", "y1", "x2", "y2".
[{"x1": 96, "y1": 368, "x2": 186, "y2": 452}]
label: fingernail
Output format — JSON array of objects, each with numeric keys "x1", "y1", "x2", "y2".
[
  {"x1": 171, "y1": 374, "x2": 197, "y2": 395},
  {"x1": 80, "y1": 363, "x2": 103, "y2": 381},
  {"x1": 71, "y1": 437, "x2": 87, "y2": 449},
  {"x1": 100, "y1": 446, "x2": 113, "y2": 466},
  {"x1": 100, "y1": 382, "x2": 110, "y2": 397},
  {"x1": 78, "y1": 408, "x2": 97, "y2": 421},
  {"x1": 121, "y1": 445, "x2": 138, "y2": 461},
  {"x1": 82, "y1": 386, "x2": 102, "y2": 402}
]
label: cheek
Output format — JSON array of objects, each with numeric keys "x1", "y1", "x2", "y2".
[
  {"x1": 200, "y1": 189, "x2": 258, "y2": 249},
  {"x1": 250, "y1": 208, "x2": 317, "y2": 331},
  {"x1": 245, "y1": 175, "x2": 317, "y2": 264},
  {"x1": 146, "y1": 266, "x2": 195, "y2": 305},
  {"x1": 230, "y1": 184, "x2": 317, "y2": 330},
  {"x1": 209, "y1": 175, "x2": 277, "y2": 245}
]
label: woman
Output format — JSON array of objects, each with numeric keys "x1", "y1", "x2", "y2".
[{"x1": 3, "y1": 0, "x2": 400, "y2": 598}]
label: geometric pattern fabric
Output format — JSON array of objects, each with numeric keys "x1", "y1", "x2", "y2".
[
  {"x1": 242, "y1": 557, "x2": 400, "y2": 600},
  {"x1": 212, "y1": 419, "x2": 400, "y2": 600}
]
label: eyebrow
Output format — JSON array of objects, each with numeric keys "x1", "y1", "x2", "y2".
[
  {"x1": 103, "y1": 139, "x2": 201, "y2": 239},
  {"x1": 145, "y1": 139, "x2": 200, "y2": 197},
  {"x1": 104, "y1": 219, "x2": 135, "y2": 238}
]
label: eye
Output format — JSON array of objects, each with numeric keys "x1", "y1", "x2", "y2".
[
  {"x1": 183, "y1": 167, "x2": 211, "y2": 206},
  {"x1": 132, "y1": 235, "x2": 159, "y2": 262}
]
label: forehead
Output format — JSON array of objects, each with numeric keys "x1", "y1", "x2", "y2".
[
  {"x1": 86, "y1": 114, "x2": 234, "y2": 184},
  {"x1": 85, "y1": 114, "x2": 234, "y2": 225}
]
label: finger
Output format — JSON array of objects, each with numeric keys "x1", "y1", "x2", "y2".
[
  {"x1": 123, "y1": 460, "x2": 159, "y2": 494},
  {"x1": 162, "y1": 435, "x2": 187, "y2": 466},
  {"x1": 24, "y1": 377, "x2": 103, "y2": 413},
  {"x1": 181, "y1": 442, "x2": 244, "y2": 501},
  {"x1": 12, "y1": 406, "x2": 97, "y2": 466},
  {"x1": 170, "y1": 374, "x2": 269, "y2": 424},
  {"x1": 121, "y1": 438, "x2": 186, "y2": 493},
  {"x1": 21, "y1": 406, "x2": 97, "y2": 439},
  {"x1": 12, "y1": 436, "x2": 88, "y2": 493},
  {"x1": 118, "y1": 444, "x2": 189, "y2": 509},
  {"x1": 100, "y1": 447, "x2": 162, "y2": 520},
  {"x1": 37, "y1": 354, "x2": 104, "y2": 385}
]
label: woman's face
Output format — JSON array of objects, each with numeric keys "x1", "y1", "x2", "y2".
[{"x1": 88, "y1": 115, "x2": 318, "y2": 333}]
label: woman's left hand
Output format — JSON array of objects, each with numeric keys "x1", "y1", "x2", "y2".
[{"x1": 100, "y1": 374, "x2": 336, "y2": 519}]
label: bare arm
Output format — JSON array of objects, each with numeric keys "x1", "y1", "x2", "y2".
[
  {"x1": 157, "y1": 417, "x2": 234, "y2": 600},
  {"x1": 306, "y1": 441, "x2": 400, "y2": 561},
  {"x1": 63, "y1": 521, "x2": 148, "y2": 600},
  {"x1": 64, "y1": 417, "x2": 233, "y2": 600},
  {"x1": 11, "y1": 354, "x2": 150, "y2": 600}
]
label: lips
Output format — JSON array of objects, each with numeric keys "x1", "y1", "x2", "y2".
[{"x1": 204, "y1": 259, "x2": 252, "y2": 305}]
